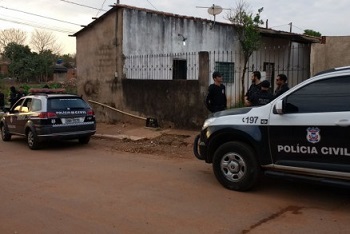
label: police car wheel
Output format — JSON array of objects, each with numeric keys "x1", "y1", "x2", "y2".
[
  {"x1": 27, "y1": 129, "x2": 41, "y2": 150},
  {"x1": 213, "y1": 142, "x2": 259, "y2": 191},
  {"x1": 1, "y1": 124, "x2": 11, "y2": 141}
]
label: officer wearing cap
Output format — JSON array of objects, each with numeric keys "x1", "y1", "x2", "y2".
[
  {"x1": 250, "y1": 80, "x2": 274, "y2": 106},
  {"x1": 205, "y1": 71, "x2": 227, "y2": 113}
]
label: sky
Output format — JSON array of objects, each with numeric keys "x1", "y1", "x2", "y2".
[{"x1": 0, "y1": 0, "x2": 348, "y2": 54}]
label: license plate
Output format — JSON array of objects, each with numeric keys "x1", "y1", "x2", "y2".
[{"x1": 62, "y1": 117, "x2": 84, "y2": 124}]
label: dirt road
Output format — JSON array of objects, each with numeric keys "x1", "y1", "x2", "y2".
[{"x1": 0, "y1": 137, "x2": 350, "y2": 233}]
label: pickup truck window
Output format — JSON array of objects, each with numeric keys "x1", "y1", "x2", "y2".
[{"x1": 284, "y1": 76, "x2": 350, "y2": 113}]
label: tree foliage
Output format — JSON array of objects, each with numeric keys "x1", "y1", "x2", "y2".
[
  {"x1": 3, "y1": 43, "x2": 57, "y2": 83},
  {"x1": 0, "y1": 28, "x2": 27, "y2": 53},
  {"x1": 304, "y1": 29, "x2": 321, "y2": 37},
  {"x1": 228, "y1": 0, "x2": 264, "y2": 103}
]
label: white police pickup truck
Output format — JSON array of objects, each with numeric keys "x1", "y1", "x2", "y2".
[{"x1": 194, "y1": 66, "x2": 350, "y2": 191}]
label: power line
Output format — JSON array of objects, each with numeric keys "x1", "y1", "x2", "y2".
[
  {"x1": 0, "y1": 17, "x2": 76, "y2": 34},
  {"x1": 59, "y1": 0, "x2": 107, "y2": 12},
  {"x1": 293, "y1": 24, "x2": 304, "y2": 31},
  {"x1": 270, "y1": 23, "x2": 290, "y2": 29},
  {"x1": 0, "y1": 5, "x2": 85, "y2": 27},
  {"x1": 146, "y1": 0, "x2": 158, "y2": 10},
  {"x1": 96, "y1": 0, "x2": 107, "y2": 17},
  {"x1": 270, "y1": 23, "x2": 305, "y2": 33}
]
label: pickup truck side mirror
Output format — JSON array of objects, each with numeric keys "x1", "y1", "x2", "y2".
[
  {"x1": 274, "y1": 99, "x2": 299, "y2": 114},
  {"x1": 275, "y1": 100, "x2": 284, "y2": 114}
]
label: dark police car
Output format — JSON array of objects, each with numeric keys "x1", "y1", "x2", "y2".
[
  {"x1": 0, "y1": 88, "x2": 96, "y2": 150},
  {"x1": 194, "y1": 66, "x2": 350, "y2": 191}
]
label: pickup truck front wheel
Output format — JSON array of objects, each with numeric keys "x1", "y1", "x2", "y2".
[
  {"x1": 213, "y1": 142, "x2": 259, "y2": 191},
  {"x1": 1, "y1": 124, "x2": 11, "y2": 141}
]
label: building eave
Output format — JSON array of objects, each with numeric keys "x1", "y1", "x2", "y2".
[{"x1": 72, "y1": 4, "x2": 321, "y2": 44}]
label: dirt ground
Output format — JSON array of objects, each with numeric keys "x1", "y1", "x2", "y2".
[
  {"x1": 94, "y1": 135, "x2": 194, "y2": 159},
  {"x1": 94, "y1": 122, "x2": 198, "y2": 160}
]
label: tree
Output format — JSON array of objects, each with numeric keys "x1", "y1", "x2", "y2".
[
  {"x1": 0, "y1": 28, "x2": 27, "y2": 53},
  {"x1": 35, "y1": 50, "x2": 56, "y2": 82},
  {"x1": 3, "y1": 42, "x2": 56, "y2": 82},
  {"x1": 304, "y1": 29, "x2": 321, "y2": 37},
  {"x1": 228, "y1": 0, "x2": 264, "y2": 104},
  {"x1": 3, "y1": 43, "x2": 33, "y2": 82},
  {"x1": 30, "y1": 29, "x2": 62, "y2": 54}
]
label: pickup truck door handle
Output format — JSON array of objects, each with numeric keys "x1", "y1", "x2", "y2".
[{"x1": 335, "y1": 119, "x2": 350, "y2": 127}]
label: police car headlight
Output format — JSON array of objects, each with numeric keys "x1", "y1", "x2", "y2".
[{"x1": 202, "y1": 117, "x2": 216, "y2": 130}]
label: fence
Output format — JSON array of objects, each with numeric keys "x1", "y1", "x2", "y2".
[
  {"x1": 123, "y1": 43, "x2": 312, "y2": 106},
  {"x1": 124, "y1": 52, "x2": 198, "y2": 80}
]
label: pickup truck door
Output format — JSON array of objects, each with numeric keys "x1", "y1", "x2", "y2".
[
  {"x1": 268, "y1": 76, "x2": 350, "y2": 173},
  {"x1": 16, "y1": 98, "x2": 33, "y2": 135},
  {"x1": 6, "y1": 99, "x2": 24, "y2": 134}
]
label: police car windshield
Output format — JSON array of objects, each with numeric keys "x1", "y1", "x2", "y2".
[{"x1": 48, "y1": 98, "x2": 89, "y2": 111}]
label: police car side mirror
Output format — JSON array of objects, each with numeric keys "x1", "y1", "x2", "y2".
[{"x1": 275, "y1": 100, "x2": 284, "y2": 114}]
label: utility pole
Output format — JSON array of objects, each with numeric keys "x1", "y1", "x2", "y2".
[{"x1": 289, "y1": 22, "x2": 292, "y2": 33}]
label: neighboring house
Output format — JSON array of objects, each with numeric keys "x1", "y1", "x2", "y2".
[
  {"x1": 311, "y1": 36, "x2": 350, "y2": 75},
  {"x1": 73, "y1": 4, "x2": 319, "y2": 128},
  {"x1": 53, "y1": 63, "x2": 68, "y2": 83}
]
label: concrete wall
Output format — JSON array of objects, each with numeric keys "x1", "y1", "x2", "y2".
[
  {"x1": 76, "y1": 10, "x2": 123, "y2": 109},
  {"x1": 122, "y1": 8, "x2": 237, "y2": 55},
  {"x1": 311, "y1": 36, "x2": 350, "y2": 75},
  {"x1": 89, "y1": 51, "x2": 210, "y2": 129},
  {"x1": 122, "y1": 79, "x2": 208, "y2": 129}
]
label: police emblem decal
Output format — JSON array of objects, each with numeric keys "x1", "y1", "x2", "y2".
[{"x1": 306, "y1": 127, "x2": 321, "y2": 144}]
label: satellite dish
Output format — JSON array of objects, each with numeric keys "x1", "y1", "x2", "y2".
[
  {"x1": 207, "y1": 5, "x2": 223, "y2": 16},
  {"x1": 196, "y1": 4, "x2": 228, "y2": 29}
]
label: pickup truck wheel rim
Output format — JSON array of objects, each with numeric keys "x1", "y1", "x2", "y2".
[
  {"x1": 28, "y1": 131, "x2": 34, "y2": 147},
  {"x1": 220, "y1": 153, "x2": 246, "y2": 182}
]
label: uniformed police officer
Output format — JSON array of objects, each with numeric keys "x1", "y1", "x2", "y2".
[
  {"x1": 245, "y1": 71, "x2": 262, "y2": 106},
  {"x1": 205, "y1": 71, "x2": 227, "y2": 113},
  {"x1": 250, "y1": 80, "x2": 274, "y2": 106},
  {"x1": 274, "y1": 74, "x2": 289, "y2": 98}
]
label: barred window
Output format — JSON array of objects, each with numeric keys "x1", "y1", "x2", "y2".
[{"x1": 215, "y1": 62, "x2": 234, "y2": 83}]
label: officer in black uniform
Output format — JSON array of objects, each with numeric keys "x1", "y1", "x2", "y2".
[
  {"x1": 250, "y1": 80, "x2": 274, "y2": 106},
  {"x1": 205, "y1": 71, "x2": 227, "y2": 113},
  {"x1": 245, "y1": 71, "x2": 262, "y2": 106}
]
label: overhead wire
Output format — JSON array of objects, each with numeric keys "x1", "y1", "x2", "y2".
[
  {"x1": 146, "y1": 0, "x2": 158, "y2": 11},
  {"x1": 0, "y1": 5, "x2": 85, "y2": 27},
  {"x1": 96, "y1": 0, "x2": 107, "y2": 17},
  {"x1": 0, "y1": 17, "x2": 76, "y2": 34},
  {"x1": 59, "y1": 0, "x2": 107, "y2": 12}
]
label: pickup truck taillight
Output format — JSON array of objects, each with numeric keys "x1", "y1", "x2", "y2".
[
  {"x1": 38, "y1": 112, "x2": 57, "y2": 118},
  {"x1": 87, "y1": 109, "x2": 94, "y2": 116}
]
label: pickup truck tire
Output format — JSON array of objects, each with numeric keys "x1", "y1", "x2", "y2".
[
  {"x1": 27, "y1": 129, "x2": 41, "y2": 150},
  {"x1": 213, "y1": 142, "x2": 259, "y2": 191},
  {"x1": 1, "y1": 124, "x2": 11, "y2": 141}
]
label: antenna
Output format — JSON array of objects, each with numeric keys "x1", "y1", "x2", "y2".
[{"x1": 196, "y1": 4, "x2": 228, "y2": 29}]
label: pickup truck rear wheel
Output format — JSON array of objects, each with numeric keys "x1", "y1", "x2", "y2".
[
  {"x1": 27, "y1": 129, "x2": 41, "y2": 150},
  {"x1": 213, "y1": 142, "x2": 259, "y2": 191}
]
